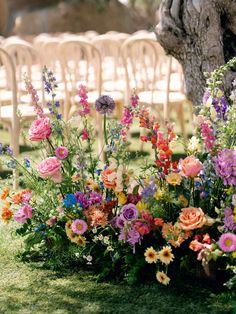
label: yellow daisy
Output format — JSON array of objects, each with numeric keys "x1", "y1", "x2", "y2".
[
  {"x1": 158, "y1": 246, "x2": 174, "y2": 265},
  {"x1": 116, "y1": 192, "x2": 127, "y2": 205},
  {"x1": 179, "y1": 194, "x2": 188, "y2": 207},
  {"x1": 155, "y1": 190, "x2": 164, "y2": 201},
  {"x1": 75, "y1": 235, "x2": 87, "y2": 247},
  {"x1": 144, "y1": 247, "x2": 158, "y2": 264},
  {"x1": 156, "y1": 271, "x2": 170, "y2": 285},
  {"x1": 136, "y1": 201, "x2": 148, "y2": 211}
]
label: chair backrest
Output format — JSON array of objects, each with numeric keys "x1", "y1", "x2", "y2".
[
  {"x1": 0, "y1": 47, "x2": 19, "y2": 138},
  {"x1": 121, "y1": 37, "x2": 165, "y2": 99},
  {"x1": 58, "y1": 38, "x2": 102, "y2": 120},
  {"x1": 3, "y1": 41, "x2": 43, "y2": 102},
  {"x1": 92, "y1": 34, "x2": 121, "y2": 82}
]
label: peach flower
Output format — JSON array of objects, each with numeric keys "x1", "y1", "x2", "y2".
[
  {"x1": 29, "y1": 117, "x2": 51, "y2": 141},
  {"x1": 178, "y1": 207, "x2": 206, "y2": 230},
  {"x1": 189, "y1": 239, "x2": 204, "y2": 251},
  {"x1": 179, "y1": 155, "x2": 202, "y2": 178},
  {"x1": 166, "y1": 172, "x2": 182, "y2": 186},
  {"x1": 38, "y1": 157, "x2": 62, "y2": 183},
  {"x1": 101, "y1": 167, "x2": 117, "y2": 190}
]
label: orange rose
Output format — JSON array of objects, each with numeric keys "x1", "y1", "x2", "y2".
[
  {"x1": 179, "y1": 156, "x2": 202, "y2": 178},
  {"x1": 101, "y1": 168, "x2": 117, "y2": 190},
  {"x1": 178, "y1": 207, "x2": 206, "y2": 230}
]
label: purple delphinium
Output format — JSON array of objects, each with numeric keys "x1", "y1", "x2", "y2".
[
  {"x1": 75, "y1": 191, "x2": 91, "y2": 208},
  {"x1": 89, "y1": 191, "x2": 103, "y2": 205},
  {"x1": 141, "y1": 181, "x2": 157, "y2": 200},
  {"x1": 95, "y1": 95, "x2": 115, "y2": 115},
  {"x1": 214, "y1": 149, "x2": 236, "y2": 186},
  {"x1": 212, "y1": 96, "x2": 229, "y2": 120},
  {"x1": 223, "y1": 208, "x2": 236, "y2": 231}
]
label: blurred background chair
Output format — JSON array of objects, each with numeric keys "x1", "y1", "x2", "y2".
[{"x1": 121, "y1": 36, "x2": 188, "y2": 138}]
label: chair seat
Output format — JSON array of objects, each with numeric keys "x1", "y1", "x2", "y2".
[
  {"x1": 72, "y1": 90, "x2": 124, "y2": 105},
  {"x1": 0, "y1": 104, "x2": 50, "y2": 120},
  {"x1": 138, "y1": 90, "x2": 186, "y2": 105}
]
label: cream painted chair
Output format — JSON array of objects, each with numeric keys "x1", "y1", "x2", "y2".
[{"x1": 121, "y1": 37, "x2": 187, "y2": 138}]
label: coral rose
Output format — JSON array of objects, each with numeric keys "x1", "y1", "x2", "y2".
[
  {"x1": 178, "y1": 207, "x2": 206, "y2": 230},
  {"x1": 38, "y1": 157, "x2": 62, "y2": 183},
  {"x1": 29, "y1": 117, "x2": 52, "y2": 141},
  {"x1": 101, "y1": 167, "x2": 117, "y2": 189},
  {"x1": 179, "y1": 155, "x2": 202, "y2": 178}
]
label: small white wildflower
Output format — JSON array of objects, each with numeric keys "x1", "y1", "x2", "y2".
[
  {"x1": 93, "y1": 236, "x2": 98, "y2": 242},
  {"x1": 98, "y1": 234, "x2": 104, "y2": 241},
  {"x1": 103, "y1": 236, "x2": 110, "y2": 245},
  {"x1": 75, "y1": 252, "x2": 80, "y2": 258},
  {"x1": 92, "y1": 227, "x2": 97, "y2": 234},
  {"x1": 107, "y1": 246, "x2": 114, "y2": 252},
  {"x1": 87, "y1": 255, "x2": 93, "y2": 262},
  {"x1": 188, "y1": 136, "x2": 200, "y2": 152}
]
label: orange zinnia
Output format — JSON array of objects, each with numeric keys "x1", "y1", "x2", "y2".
[{"x1": 101, "y1": 168, "x2": 117, "y2": 190}]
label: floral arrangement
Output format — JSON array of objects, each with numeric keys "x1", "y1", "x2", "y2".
[{"x1": 0, "y1": 60, "x2": 236, "y2": 288}]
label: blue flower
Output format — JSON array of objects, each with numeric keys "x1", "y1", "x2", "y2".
[
  {"x1": 24, "y1": 158, "x2": 30, "y2": 168},
  {"x1": 63, "y1": 194, "x2": 77, "y2": 207}
]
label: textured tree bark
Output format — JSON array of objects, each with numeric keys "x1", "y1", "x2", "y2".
[{"x1": 155, "y1": 0, "x2": 236, "y2": 109}]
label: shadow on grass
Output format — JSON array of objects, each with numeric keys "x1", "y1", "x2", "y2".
[{"x1": 0, "y1": 267, "x2": 234, "y2": 314}]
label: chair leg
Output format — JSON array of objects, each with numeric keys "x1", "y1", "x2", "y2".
[
  {"x1": 9, "y1": 126, "x2": 20, "y2": 189},
  {"x1": 176, "y1": 104, "x2": 187, "y2": 140}
]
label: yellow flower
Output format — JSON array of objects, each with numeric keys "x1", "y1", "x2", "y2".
[
  {"x1": 71, "y1": 174, "x2": 80, "y2": 182},
  {"x1": 144, "y1": 247, "x2": 158, "y2": 264},
  {"x1": 158, "y1": 246, "x2": 174, "y2": 265},
  {"x1": 232, "y1": 251, "x2": 236, "y2": 259},
  {"x1": 166, "y1": 172, "x2": 182, "y2": 186},
  {"x1": 156, "y1": 271, "x2": 170, "y2": 285},
  {"x1": 75, "y1": 236, "x2": 87, "y2": 247},
  {"x1": 179, "y1": 195, "x2": 188, "y2": 207},
  {"x1": 0, "y1": 187, "x2": 10, "y2": 200},
  {"x1": 155, "y1": 190, "x2": 164, "y2": 200},
  {"x1": 136, "y1": 201, "x2": 148, "y2": 211},
  {"x1": 116, "y1": 192, "x2": 127, "y2": 205}
]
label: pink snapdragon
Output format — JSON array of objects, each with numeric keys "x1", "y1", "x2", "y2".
[
  {"x1": 25, "y1": 76, "x2": 44, "y2": 118},
  {"x1": 77, "y1": 84, "x2": 90, "y2": 117},
  {"x1": 197, "y1": 116, "x2": 215, "y2": 151},
  {"x1": 81, "y1": 128, "x2": 89, "y2": 141}
]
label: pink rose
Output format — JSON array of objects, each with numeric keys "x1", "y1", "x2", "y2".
[
  {"x1": 178, "y1": 207, "x2": 206, "y2": 230},
  {"x1": 29, "y1": 117, "x2": 51, "y2": 141},
  {"x1": 179, "y1": 156, "x2": 202, "y2": 177},
  {"x1": 14, "y1": 204, "x2": 33, "y2": 224},
  {"x1": 38, "y1": 157, "x2": 62, "y2": 183}
]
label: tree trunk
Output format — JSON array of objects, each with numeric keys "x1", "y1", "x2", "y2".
[{"x1": 155, "y1": 0, "x2": 236, "y2": 110}]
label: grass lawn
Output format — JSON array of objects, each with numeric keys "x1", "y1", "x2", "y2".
[{"x1": 0, "y1": 222, "x2": 235, "y2": 314}]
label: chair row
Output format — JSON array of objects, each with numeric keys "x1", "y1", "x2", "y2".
[{"x1": 0, "y1": 34, "x2": 190, "y2": 158}]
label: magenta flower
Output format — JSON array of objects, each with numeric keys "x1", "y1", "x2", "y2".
[
  {"x1": 214, "y1": 149, "x2": 236, "y2": 186},
  {"x1": 120, "y1": 203, "x2": 138, "y2": 221},
  {"x1": 55, "y1": 146, "x2": 69, "y2": 159},
  {"x1": 78, "y1": 84, "x2": 91, "y2": 117},
  {"x1": 218, "y1": 233, "x2": 236, "y2": 252},
  {"x1": 14, "y1": 204, "x2": 33, "y2": 224},
  {"x1": 71, "y1": 219, "x2": 88, "y2": 235},
  {"x1": 81, "y1": 128, "x2": 89, "y2": 141}
]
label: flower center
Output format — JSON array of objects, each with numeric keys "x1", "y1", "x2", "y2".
[
  {"x1": 224, "y1": 239, "x2": 232, "y2": 247},
  {"x1": 77, "y1": 223, "x2": 83, "y2": 231}
]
